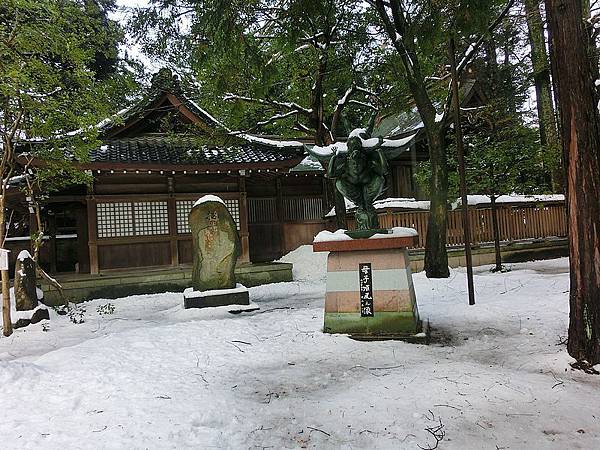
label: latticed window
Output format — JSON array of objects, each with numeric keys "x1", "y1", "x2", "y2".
[
  {"x1": 134, "y1": 202, "x2": 169, "y2": 236},
  {"x1": 176, "y1": 199, "x2": 240, "y2": 233},
  {"x1": 96, "y1": 201, "x2": 169, "y2": 238}
]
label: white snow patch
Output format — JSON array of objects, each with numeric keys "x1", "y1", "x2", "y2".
[
  {"x1": 314, "y1": 226, "x2": 418, "y2": 243},
  {"x1": 183, "y1": 284, "x2": 248, "y2": 298},
  {"x1": 326, "y1": 197, "x2": 430, "y2": 217},
  {"x1": 238, "y1": 134, "x2": 304, "y2": 148},
  {"x1": 454, "y1": 194, "x2": 565, "y2": 208},
  {"x1": 310, "y1": 133, "x2": 417, "y2": 158},
  {"x1": 193, "y1": 194, "x2": 225, "y2": 207},
  {"x1": 17, "y1": 250, "x2": 32, "y2": 261},
  {"x1": 1, "y1": 253, "x2": 599, "y2": 450}
]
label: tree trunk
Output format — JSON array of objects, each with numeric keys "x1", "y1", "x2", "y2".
[
  {"x1": 545, "y1": 0, "x2": 600, "y2": 366},
  {"x1": 524, "y1": 0, "x2": 563, "y2": 192},
  {"x1": 0, "y1": 194, "x2": 13, "y2": 337},
  {"x1": 424, "y1": 129, "x2": 450, "y2": 278},
  {"x1": 490, "y1": 195, "x2": 502, "y2": 272}
]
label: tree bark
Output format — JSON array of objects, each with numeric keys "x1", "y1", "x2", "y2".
[
  {"x1": 524, "y1": 0, "x2": 563, "y2": 192},
  {"x1": 545, "y1": 0, "x2": 600, "y2": 365},
  {"x1": 424, "y1": 128, "x2": 450, "y2": 278},
  {"x1": 0, "y1": 194, "x2": 13, "y2": 337},
  {"x1": 490, "y1": 195, "x2": 503, "y2": 272}
]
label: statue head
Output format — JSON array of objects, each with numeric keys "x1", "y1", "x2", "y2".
[{"x1": 346, "y1": 136, "x2": 363, "y2": 156}]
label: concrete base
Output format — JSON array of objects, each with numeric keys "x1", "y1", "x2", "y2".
[
  {"x1": 40, "y1": 262, "x2": 291, "y2": 305},
  {"x1": 315, "y1": 233, "x2": 421, "y2": 339},
  {"x1": 348, "y1": 320, "x2": 430, "y2": 343},
  {"x1": 183, "y1": 284, "x2": 250, "y2": 309}
]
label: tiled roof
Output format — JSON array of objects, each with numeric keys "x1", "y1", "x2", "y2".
[{"x1": 89, "y1": 136, "x2": 305, "y2": 168}]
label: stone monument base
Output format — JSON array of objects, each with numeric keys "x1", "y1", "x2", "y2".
[
  {"x1": 313, "y1": 228, "x2": 427, "y2": 342},
  {"x1": 184, "y1": 284, "x2": 250, "y2": 309}
]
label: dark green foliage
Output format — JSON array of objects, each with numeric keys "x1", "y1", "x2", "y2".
[
  {"x1": 131, "y1": 0, "x2": 377, "y2": 137},
  {"x1": 0, "y1": 0, "x2": 138, "y2": 191}
]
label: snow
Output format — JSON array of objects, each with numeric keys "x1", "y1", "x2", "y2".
[
  {"x1": 310, "y1": 133, "x2": 417, "y2": 158},
  {"x1": 327, "y1": 195, "x2": 564, "y2": 217},
  {"x1": 183, "y1": 284, "x2": 248, "y2": 298},
  {"x1": 454, "y1": 194, "x2": 565, "y2": 208},
  {"x1": 0, "y1": 252, "x2": 599, "y2": 449},
  {"x1": 17, "y1": 250, "x2": 32, "y2": 261},
  {"x1": 326, "y1": 197, "x2": 430, "y2": 217},
  {"x1": 314, "y1": 227, "x2": 418, "y2": 243},
  {"x1": 193, "y1": 194, "x2": 225, "y2": 207},
  {"x1": 291, "y1": 155, "x2": 325, "y2": 172},
  {"x1": 238, "y1": 133, "x2": 304, "y2": 148}
]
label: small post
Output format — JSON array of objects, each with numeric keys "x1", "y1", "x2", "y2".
[
  {"x1": 449, "y1": 37, "x2": 475, "y2": 306},
  {"x1": 0, "y1": 249, "x2": 12, "y2": 336}
]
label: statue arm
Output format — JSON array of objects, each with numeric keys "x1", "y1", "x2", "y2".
[
  {"x1": 327, "y1": 154, "x2": 343, "y2": 178},
  {"x1": 370, "y1": 148, "x2": 389, "y2": 176}
]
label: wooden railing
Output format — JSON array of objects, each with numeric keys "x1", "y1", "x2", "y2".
[{"x1": 347, "y1": 202, "x2": 568, "y2": 249}]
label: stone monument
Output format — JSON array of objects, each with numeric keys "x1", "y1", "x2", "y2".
[
  {"x1": 183, "y1": 195, "x2": 250, "y2": 309},
  {"x1": 309, "y1": 118, "x2": 426, "y2": 341}
]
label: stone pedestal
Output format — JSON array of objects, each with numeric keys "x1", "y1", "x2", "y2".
[
  {"x1": 184, "y1": 284, "x2": 250, "y2": 309},
  {"x1": 313, "y1": 230, "x2": 425, "y2": 340}
]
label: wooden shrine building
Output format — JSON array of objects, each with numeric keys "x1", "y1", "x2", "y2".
[{"x1": 7, "y1": 69, "x2": 424, "y2": 277}]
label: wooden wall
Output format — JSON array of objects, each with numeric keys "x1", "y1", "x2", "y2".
[
  {"x1": 87, "y1": 172, "x2": 249, "y2": 273},
  {"x1": 247, "y1": 173, "x2": 327, "y2": 262}
]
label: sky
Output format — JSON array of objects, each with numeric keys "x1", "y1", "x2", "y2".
[{"x1": 112, "y1": 0, "x2": 161, "y2": 72}]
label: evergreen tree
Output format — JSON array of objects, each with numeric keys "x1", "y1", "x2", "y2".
[
  {"x1": 545, "y1": 0, "x2": 600, "y2": 369},
  {"x1": 370, "y1": 0, "x2": 514, "y2": 278},
  {"x1": 132, "y1": 0, "x2": 381, "y2": 228},
  {"x1": 0, "y1": 0, "x2": 135, "y2": 336}
]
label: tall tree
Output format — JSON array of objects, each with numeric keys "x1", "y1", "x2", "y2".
[
  {"x1": 132, "y1": 0, "x2": 379, "y2": 228},
  {"x1": 370, "y1": 0, "x2": 514, "y2": 278},
  {"x1": 523, "y1": 0, "x2": 562, "y2": 191},
  {"x1": 545, "y1": 0, "x2": 600, "y2": 368},
  {"x1": 0, "y1": 0, "x2": 134, "y2": 336}
]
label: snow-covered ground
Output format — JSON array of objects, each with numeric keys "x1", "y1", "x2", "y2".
[{"x1": 1, "y1": 247, "x2": 598, "y2": 449}]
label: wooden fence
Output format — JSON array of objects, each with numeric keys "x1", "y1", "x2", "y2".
[{"x1": 348, "y1": 202, "x2": 568, "y2": 249}]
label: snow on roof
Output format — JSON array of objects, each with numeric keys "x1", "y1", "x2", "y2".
[
  {"x1": 326, "y1": 194, "x2": 565, "y2": 217},
  {"x1": 238, "y1": 133, "x2": 304, "y2": 149},
  {"x1": 182, "y1": 94, "x2": 228, "y2": 130},
  {"x1": 326, "y1": 197, "x2": 430, "y2": 217},
  {"x1": 453, "y1": 194, "x2": 565, "y2": 208},
  {"x1": 290, "y1": 155, "x2": 325, "y2": 172},
  {"x1": 193, "y1": 194, "x2": 226, "y2": 207}
]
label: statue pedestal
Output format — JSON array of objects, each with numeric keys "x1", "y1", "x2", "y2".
[
  {"x1": 183, "y1": 284, "x2": 250, "y2": 309},
  {"x1": 313, "y1": 229, "x2": 427, "y2": 341}
]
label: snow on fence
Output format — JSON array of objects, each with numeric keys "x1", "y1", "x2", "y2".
[{"x1": 347, "y1": 202, "x2": 568, "y2": 249}]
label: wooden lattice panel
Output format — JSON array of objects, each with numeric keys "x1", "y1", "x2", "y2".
[
  {"x1": 133, "y1": 201, "x2": 169, "y2": 236},
  {"x1": 97, "y1": 202, "x2": 134, "y2": 238},
  {"x1": 176, "y1": 199, "x2": 240, "y2": 233},
  {"x1": 97, "y1": 201, "x2": 169, "y2": 238}
]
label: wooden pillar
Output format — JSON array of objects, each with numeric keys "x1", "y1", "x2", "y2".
[
  {"x1": 167, "y1": 177, "x2": 179, "y2": 266},
  {"x1": 276, "y1": 177, "x2": 285, "y2": 256},
  {"x1": 75, "y1": 206, "x2": 90, "y2": 273},
  {"x1": 410, "y1": 143, "x2": 418, "y2": 198},
  {"x1": 48, "y1": 211, "x2": 57, "y2": 273},
  {"x1": 28, "y1": 201, "x2": 38, "y2": 257},
  {"x1": 86, "y1": 196, "x2": 99, "y2": 275},
  {"x1": 238, "y1": 173, "x2": 251, "y2": 264},
  {"x1": 167, "y1": 196, "x2": 179, "y2": 266}
]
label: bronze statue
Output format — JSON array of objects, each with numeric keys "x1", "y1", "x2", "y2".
[{"x1": 312, "y1": 115, "x2": 389, "y2": 231}]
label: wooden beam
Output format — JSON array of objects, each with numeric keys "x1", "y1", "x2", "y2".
[
  {"x1": 86, "y1": 196, "x2": 99, "y2": 275},
  {"x1": 167, "y1": 196, "x2": 179, "y2": 267},
  {"x1": 238, "y1": 175, "x2": 251, "y2": 264}
]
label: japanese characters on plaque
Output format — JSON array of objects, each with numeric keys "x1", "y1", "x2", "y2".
[{"x1": 359, "y1": 263, "x2": 374, "y2": 317}]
